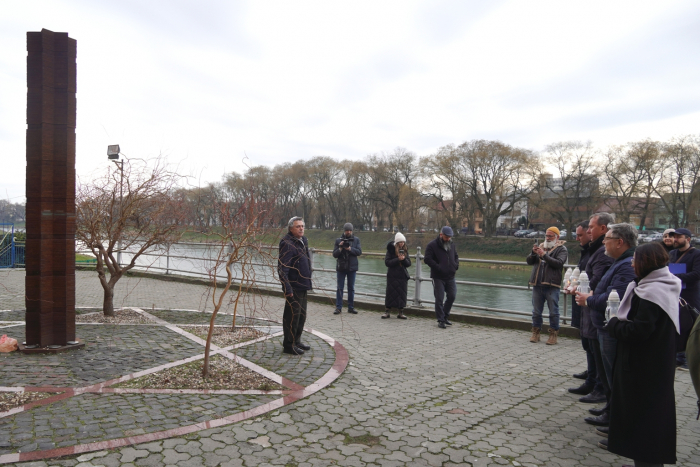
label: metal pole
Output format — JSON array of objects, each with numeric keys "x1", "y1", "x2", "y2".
[
  {"x1": 116, "y1": 160, "x2": 123, "y2": 267},
  {"x1": 561, "y1": 290, "x2": 568, "y2": 324},
  {"x1": 166, "y1": 245, "x2": 170, "y2": 275},
  {"x1": 414, "y1": 246, "x2": 422, "y2": 306}
]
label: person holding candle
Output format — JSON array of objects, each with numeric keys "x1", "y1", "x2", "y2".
[
  {"x1": 577, "y1": 213, "x2": 615, "y2": 406},
  {"x1": 603, "y1": 242, "x2": 681, "y2": 466},
  {"x1": 575, "y1": 223, "x2": 637, "y2": 431}
]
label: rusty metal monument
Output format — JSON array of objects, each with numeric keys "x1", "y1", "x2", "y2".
[{"x1": 23, "y1": 29, "x2": 82, "y2": 352}]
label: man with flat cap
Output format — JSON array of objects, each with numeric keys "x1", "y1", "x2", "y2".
[
  {"x1": 425, "y1": 226, "x2": 460, "y2": 329},
  {"x1": 669, "y1": 227, "x2": 700, "y2": 370}
]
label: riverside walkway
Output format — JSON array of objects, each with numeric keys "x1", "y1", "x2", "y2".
[{"x1": 1, "y1": 270, "x2": 699, "y2": 467}]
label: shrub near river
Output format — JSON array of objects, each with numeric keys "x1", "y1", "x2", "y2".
[{"x1": 302, "y1": 230, "x2": 580, "y2": 265}]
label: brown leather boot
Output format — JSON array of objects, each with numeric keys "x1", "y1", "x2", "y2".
[
  {"x1": 546, "y1": 328, "x2": 558, "y2": 345},
  {"x1": 381, "y1": 309, "x2": 390, "y2": 319},
  {"x1": 529, "y1": 327, "x2": 541, "y2": 343}
]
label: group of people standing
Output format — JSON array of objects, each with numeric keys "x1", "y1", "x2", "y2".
[
  {"x1": 278, "y1": 215, "x2": 694, "y2": 465},
  {"x1": 333, "y1": 224, "x2": 460, "y2": 328},
  {"x1": 277, "y1": 219, "x2": 463, "y2": 358},
  {"x1": 528, "y1": 212, "x2": 694, "y2": 466}
]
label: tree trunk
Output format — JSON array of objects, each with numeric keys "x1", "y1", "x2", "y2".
[{"x1": 103, "y1": 286, "x2": 115, "y2": 317}]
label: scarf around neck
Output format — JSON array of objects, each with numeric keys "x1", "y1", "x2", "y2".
[{"x1": 616, "y1": 266, "x2": 681, "y2": 334}]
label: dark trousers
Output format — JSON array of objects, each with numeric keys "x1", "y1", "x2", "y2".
[
  {"x1": 335, "y1": 270, "x2": 356, "y2": 311},
  {"x1": 590, "y1": 336, "x2": 610, "y2": 407},
  {"x1": 433, "y1": 277, "x2": 456, "y2": 323},
  {"x1": 582, "y1": 335, "x2": 603, "y2": 392},
  {"x1": 283, "y1": 289, "x2": 307, "y2": 349}
]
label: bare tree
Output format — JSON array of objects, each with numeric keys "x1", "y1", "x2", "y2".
[
  {"x1": 76, "y1": 158, "x2": 187, "y2": 316},
  {"x1": 455, "y1": 140, "x2": 534, "y2": 237},
  {"x1": 654, "y1": 135, "x2": 700, "y2": 227},
  {"x1": 530, "y1": 141, "x2": 601, "y2": 239},
  {"x1": 420, "y1": 144, "x2": 467, "y2": 231},
  {"x1": 200, "y1": 186, "x2": 276, "y2": 379},
  {"x1": 366, "y1": 147, "x2": 419, "y2": 230}
]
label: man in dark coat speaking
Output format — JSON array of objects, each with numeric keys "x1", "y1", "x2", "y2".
[
  {"x1": 278, "y1": 216, "x2": 312, "y2": 356},
  {"x1": 669, "y1": 227, "x2": 700, "y2": 370},
  {"x1": 424, "y1": 226, "x2": 459, "y2": 329}
]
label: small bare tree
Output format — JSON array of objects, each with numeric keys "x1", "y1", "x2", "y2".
[
  {"x1": 199, "y1": 187, "x2": 277, "y2": 379},
  {"x1": 76, "y1": 158, "x2": 186, "y2": 316}
]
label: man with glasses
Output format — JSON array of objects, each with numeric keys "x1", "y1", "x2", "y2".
[
  {"x1": 526, "y1": 226, "x2": 568, "y2": 344},
  {"x1": 576, "y1": 223, "x2": 637, "y2": 433}
]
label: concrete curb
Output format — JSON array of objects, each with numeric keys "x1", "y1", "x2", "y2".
[{"x1": 124, "y1": 270, "x2": 580, "y2": 339}]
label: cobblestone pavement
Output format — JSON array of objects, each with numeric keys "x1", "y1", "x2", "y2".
[{"x1": 1, "y1": 270, "x2": 699, "y2": 466}]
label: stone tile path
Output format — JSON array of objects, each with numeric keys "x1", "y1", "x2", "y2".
[{"x1": 1, "y1": 270, "x2": 699, "y2": 466}]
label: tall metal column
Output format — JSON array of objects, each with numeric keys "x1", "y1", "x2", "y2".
[{"x1": 24, "y1": 29, "x2": 78, "y2": 349}]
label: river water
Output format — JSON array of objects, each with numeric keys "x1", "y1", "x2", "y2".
[{"x1": 122, "y1": 243, "x2": 565, "y2": 320}]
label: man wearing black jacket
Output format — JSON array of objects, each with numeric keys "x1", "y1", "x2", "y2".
[
  {"x1": 332, "y1": 223, "x2": 362, "y2": 315},
  {"x1": 568, "y1": 221, "x2": 604, "y2": 397},
  {"x1": 278, "y1": 217, "x2": 312, "y2": 356},
  {"x1": 670, "y1": 227, "x2": 700, "y2": 370},
  {"x1": 424, "y1": 226, "x2": 459, "y2": 329},
  {"x1": 578, "y1": 213, "x2": 614, "y2": 406}
]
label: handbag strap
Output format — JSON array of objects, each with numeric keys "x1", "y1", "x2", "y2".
[{"x1": 675, "y1": 247, "x2": 695, "y2": 263}]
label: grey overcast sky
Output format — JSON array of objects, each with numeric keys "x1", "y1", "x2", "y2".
[{"x1": 1, "y1": 0, "x2": 699, "y2": 202}]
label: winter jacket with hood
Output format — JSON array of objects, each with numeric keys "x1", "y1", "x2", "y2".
[{"x1": 332, "y1": 235, "x2": 362, "y2": 272}]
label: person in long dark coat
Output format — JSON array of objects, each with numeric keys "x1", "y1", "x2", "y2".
[
  {"x1": 604, "y1": 242, "x2": 681, "y2": 466},
  {"x1": 383, "y1": 232, "x2": 411, "y2": 319}
]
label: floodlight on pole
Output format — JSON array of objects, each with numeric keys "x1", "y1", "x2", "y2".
[
  {"x1": 108, "y1": 145, "x2": 124, "y2": 267},
  {"x1": 107, "y1": 144, "x2": 120, "y2": 160}
]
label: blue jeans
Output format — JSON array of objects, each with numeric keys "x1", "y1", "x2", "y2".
[
  {"x1": 336, "y1": 270, "x2": 356, "y2": 311},
  {"x1": 531, "y1": 285, "x2": 560, "y2": 330},
  {"x1": 598, "y1": 329, "x2": 617, "y2": 391},
  {"x1": 433, "y1": 277, "x2": 456, "y2": 323}
]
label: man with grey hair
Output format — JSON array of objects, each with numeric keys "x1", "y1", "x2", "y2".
[
  {"x1": 576, "y1": 223, "x2": 637, "y2": 430},
  {"x1": 278, "y1": 217, "x2": 312, "y2": 355}
]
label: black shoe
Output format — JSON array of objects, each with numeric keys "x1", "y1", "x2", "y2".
[
  {"x1": 283, "y1": 346, "x2": 304, "y2": 355},
  {"x1": 579, "y1": 390, "x2": 606, "y2": 403},
  {"x1": 296, "y1": 342, "x2": 311, "y2": 351},
  {"x1": 438, "y1": 322, "x2": 446, "y2": 329},
  {"x1": 595, "y1": 427, "x2": 608, "y2": 438},
  {"x1": 348, "y1": 309, "x2": 358, "y2": 314},
  {"x1": 589, "y1": 406, "x2": 606, "y2": 416},
  {"x1": 573, "y1": 370, "x2": 588, "y2": 380},
  {"x1": 597, "y1": 438, "x2": 608, "y2": 450},
  {"x1": 584, "y1": 412, "x2": 609, "y2": 427},
  {"x1": 568, "y1": 383, "x2": 594, "y2": 395},
  {"x1": 444, "y1": 319, "x2": 452, "y2": 326},
  {"x1": 333, "y1": 308, "x2": 341, "y2": 315}
]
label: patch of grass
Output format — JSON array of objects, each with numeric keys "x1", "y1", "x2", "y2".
[
  {"x1": 434, "y1": 401, "x2": 446, "y2": 407},
  {"x1": 343, "y1": 434, "x2": 381, "y2": 446}
]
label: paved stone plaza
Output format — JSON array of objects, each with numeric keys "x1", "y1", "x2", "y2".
[{"x1": 1, "y1": 269, "x2": 699, "y2": 467}]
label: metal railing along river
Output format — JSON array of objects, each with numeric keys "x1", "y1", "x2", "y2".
[{"x1": 75, "y1": 241, "x2": 575, "y2": 325}]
